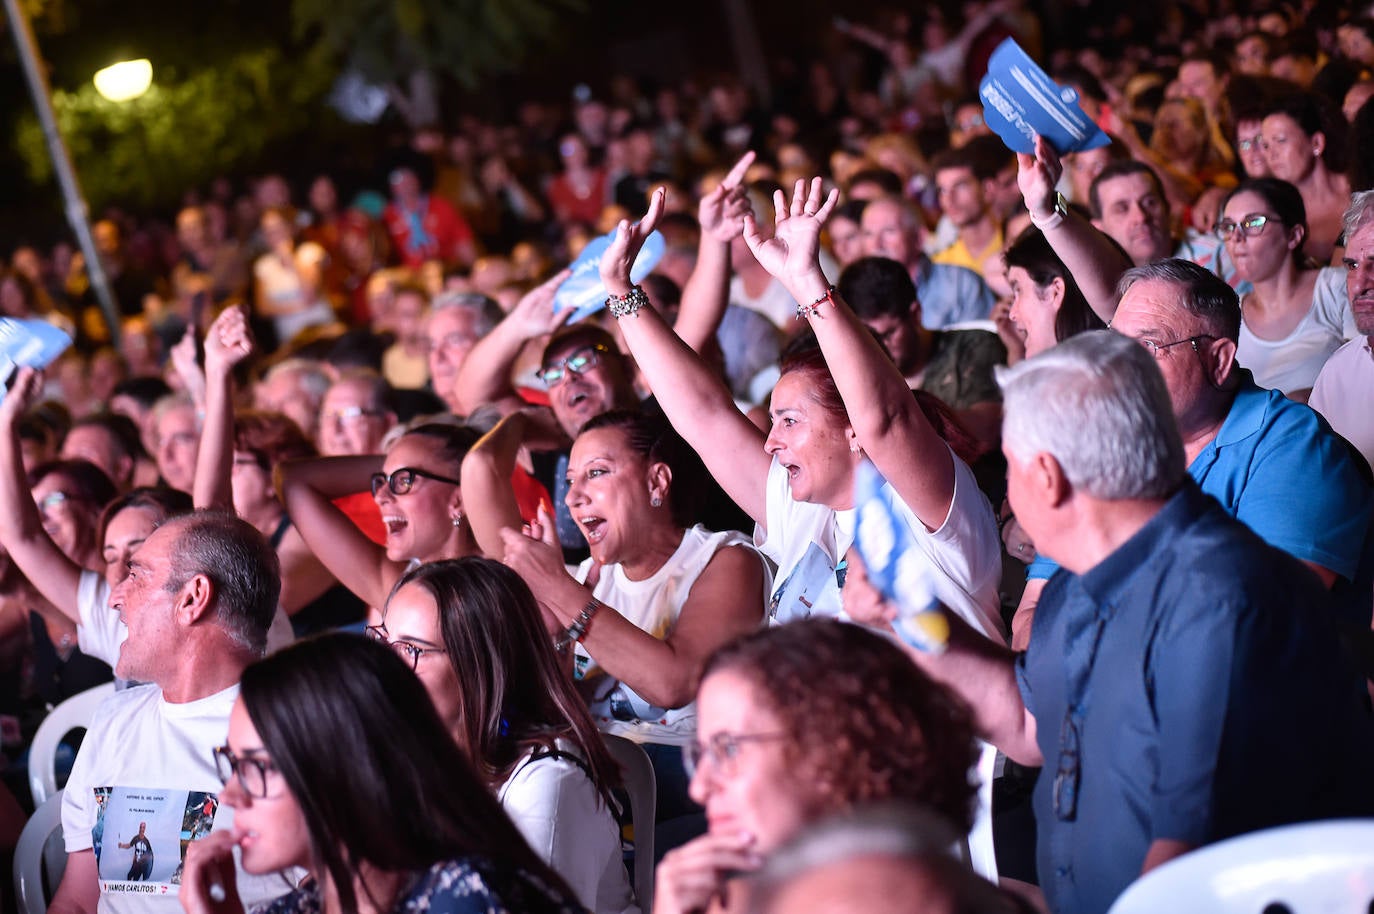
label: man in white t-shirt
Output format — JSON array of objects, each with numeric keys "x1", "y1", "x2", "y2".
[
  {"x1": 1311, "y1": 192, "x2": 1374, "y2": 472},
  {"x1": 49, "y1": 510, "x2": 283, "y2": 914}
]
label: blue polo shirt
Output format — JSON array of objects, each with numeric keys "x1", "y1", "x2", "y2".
[
  {"x1": 1018, "y1": 482, "x2": 1374, "y2": 914},
  {"x1": 914, "y1": 256, "x2": 996, "y2": 329},
  {"x1": 1029, "y1": 372, "x2": 1374, "y2": 624}
]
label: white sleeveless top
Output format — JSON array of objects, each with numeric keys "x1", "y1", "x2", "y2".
[{"x1": 1237, "y1": 266, "x2": 1353, "y2": 395}]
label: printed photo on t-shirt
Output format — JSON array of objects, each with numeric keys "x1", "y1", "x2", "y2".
[
  {"x1": 93, "y1": 787, "x2": 221, "y2": 895},
  {"x1": 769, "y1": 543, "x2": 841, "y2": 623}
]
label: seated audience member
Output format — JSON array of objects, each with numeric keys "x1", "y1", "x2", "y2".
[
  {"x1": 152, "y1": 394, "x2": 200, "y2": 494},
  {"x1": 1311, "y1": 191, "x2": 1374, "y2": 471},
  {"x1": 654, "y1": 620, "x2": 983, "y2": 914},
  {"x1": 60, "y1": 414, "x2": 143, "y2": 492},
  {"x1": 424, "y1": 290, "x2": 505, "y2": 414},
  {"x1": 929, "y1": 144, "x2": 1010, "y2": 279},
  {"x1": 1222, "y1": 178, "x2": 1351, "y2": 399},
  {"x1": 1012, "y1": 260, "x2": 1373, "y2": 647},
  {"x1": 848, "y1": 330, "x2": 1374, "y2": 914},
  {"x1": 1085, "y1": 159, "x2": 1232, "y2": 277},
  {"x1": 607, "y1": 185, "x2": 1004, "y2": 637},
  {"x1": 839, "y1": 256, "x2": 1006, "y2": 444},
  {"x1": 860, "y1": 196, "x2": 997, "y2": 327},
  {"x1": 748, "y1": 805, "x2": 1028, "y2": 914},
  {"x1": 1001, "y1": 227, "x2": 1107, "y2": 363},
  {"x1": 1260, "y1": 90, "x2": 1351, "y2": 264},
  {"x1": 379, "y1": 279, "x2": 431, "y2": 389},
  {"x1": 181, "y1": 635, "x2": 585, "y2": 914},
  {"x1": 252, "y1": 358, "x2": 331, "y2": 444},
  {"x1": 371, "y1": 558, "x2": 638, "y2": 913},
  {"x1": 253, "y1": 206, "x2": 337, "y2": 346},
  {"x1": 1118, "y1": 96, "x2": 1237, "y2": 213},
  {"x1": 383, "y1": 164, "x2": 477, "y2": 270},
  {"x1": 110, "y1": 377, "x2": 173, "y2": 458},
  {"x1": 48, "y1": 511, "x2": 285, "y2": 914},
  {"x1": 277, "y1": 421, "x2": 481, "y2": 610},
  {"x1": 824, "y1": 200, "x2": 869, "y2": 269},
  {"x1": 476, "y1": 409, "x2": 767, "y2": 830},
  {"x1": 317, "y1": 369, "x2": 399, "y2": 458}
]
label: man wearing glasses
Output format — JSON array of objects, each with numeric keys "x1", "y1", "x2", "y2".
[
  {"x1": 48, "y1": 511, "x2": 284, "y2": 914},
  {"x1": 863, "y1": 331, "x2": 1374, "y2": 914}
]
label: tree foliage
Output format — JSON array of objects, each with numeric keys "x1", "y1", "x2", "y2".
[
  {"x1": 14, "y1": 45, "x2": 335, "y2": 211},
  {"x1": 291, "y1": 0, "x2": 582, "y2": 118}
]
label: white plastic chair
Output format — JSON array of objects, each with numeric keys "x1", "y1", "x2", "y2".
[
  {"x1": 14, "y1": 790, "x2": 67, "y2": 914},
  {"x1": 1108, "y1": 819, "x2": 1374, "y2": 914},
  {"x1": 28, "y1": 682, "x2": 114, "y2": 806},
  {"x1": 604, "y1": 735, "x2": 657, "y2": 913}
]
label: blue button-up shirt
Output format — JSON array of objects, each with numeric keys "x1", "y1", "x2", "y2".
[
  {"x1": 1018, "y1": 482, "x2": 1374, "y2": 914},
  {"x1": 914, "y1": 256, "x2": 996, "y2": 328}
]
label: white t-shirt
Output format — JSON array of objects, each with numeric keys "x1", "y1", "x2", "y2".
[
  {"x1": 498, "y1": 744, "x2": 638, "y2": 914},
  {"x1": 573, "y1": 526, "x2": 767, "y2": 747},
  {"x1": 253, "y1": 242, "x2": 335, "y2": 342},
  {"x1": 728, "y1": 252, "x2": 839, "y2": 329},
  {"x1": 61, "y1": 684, "x2": 285, "y2": 914},
  {"x1": 1237, "y1": 267, "x2": 1353, "y2": 395},
  {"x1": 1310, "y1": 336, "x2": 1374, "y2": 473},
  {"x1": 755, "y1": 449, "x2": 1005, "y2": 642},
  {"x1": 77, "y1": 570, "x2": 295, "y2": 669}
]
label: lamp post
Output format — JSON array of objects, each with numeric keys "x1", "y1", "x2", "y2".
[{"x1": 3, "y1": 0, "x2": 124, "y2": 343}]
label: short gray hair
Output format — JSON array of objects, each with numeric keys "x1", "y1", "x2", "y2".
[
  {"x1": 748, "y1": 805, "x2": 1012, "y2": 914},
  {"x1": 1115, "y1": 258, "x2": 1241, "y2": 342},
  {"x1": 431, "y1": 291, "x2": 504, "y2": 337},
  {"x1": 999, "y1": 330, "x2": 1185, "y2": 500},
  {"x1": 1344, "y1": 190, "x2": 1374, "y2": 241},
  {"x1": 264, "y1": 358, "x2": 332, "y2": 400},
  {"x1": 163, "y1": 510, "x2": 281, "y2": 655}
]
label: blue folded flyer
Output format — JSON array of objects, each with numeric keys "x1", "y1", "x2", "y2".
[
  {"x1": 0, "y1": 317, "x2": 72, "y2": 390},
  {"x1": 979, "y1": 38, "x2": 1111, "y2": 155},
  {"x1": 852, "y1": 460, "x2": 949, "y2": 653},
  {"x1": 553, "y1": 228, "x2": 665, "y2": 324}
]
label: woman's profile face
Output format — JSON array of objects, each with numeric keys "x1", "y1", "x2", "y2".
[
  {"x1": 379, "y1": 582, "x2": 462, "y2": 729},
  {"x1": 374, "y1": 435, "x2": 462, "y2": 563},
  {"x1": 689, "y1": 669, "x2": 809, "y2": 853},
  {"x1": 102, "y1": 505, "x2": 159, "y2": 589},
  {"x1": 221, "y1": 699, "x2": 311, "y2": 874},
  {"x1": 764, "y1": 372, "x2": 857, "y2": 509},
  {"x1": 1007, "y1": 265, "x2": 1063, "y2": 358},
  {"x1": 565, "y1": 426, "x2": 662, "y2": 566}
]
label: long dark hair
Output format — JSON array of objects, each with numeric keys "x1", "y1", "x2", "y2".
[
  {"x1": 390, "y1": 558, "x2": 621, "y2": 807},
  {"x1": 1003, "y1": 227, "x2": 1106, "y2": 344},
  {"x1": 239, "y1": 634, "x2": 577, "y2": 914}
]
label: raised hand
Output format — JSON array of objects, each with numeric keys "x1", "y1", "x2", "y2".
[
  {"x1": 179, "y1": 830, "x2": 245, "y2": 914},
  {"x1": 507, "y1": 268, "x2": 574, "y2": 340},
  {"x1": 203, "y1": 305, "x2": 256, "y2": 379},
  {"x1": 498, "y1": 525, "x2": 584, "y2": 623},
  {"x1": 742, "y1": 177, "x2": 838, "y2": 299},
  {"x1": 1017, "y1": 134, "x2": 1064, "y2": 221},
  {"x1": 600, "y1": 187, "x2": 667, "y2": 297},
  {"x1": 699, "y1": 151, "x2": 756, "y2": 243},
  {"x1": 0, "y1": 366, "x2": 44, "y2": 426},
  {"x1": 169, "y1": 324, "x2": 208, "y2": 407}
]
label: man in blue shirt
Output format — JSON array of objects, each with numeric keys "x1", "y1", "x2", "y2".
[
  {"x1": 861, "y1": 331, "x2": 1374, "y2": 914},
  {"x1": 1011, "y1": 259, "x2": 1373, "y2": 646}
]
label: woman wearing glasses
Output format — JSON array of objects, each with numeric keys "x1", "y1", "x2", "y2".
[
  {"x1": 1220, "y1": 178, "x2": 1351, "y2": 401},
  {"x1": 369, "y1": 557, "x2": 638, "y2": 914},
  {"x1": 468, "y1": 407, "x2": 767, "y2": 836},
  {"x1": 652, "y1": 620, "x2": 980, "y2": 914},
  {"x1": 277, "y1": 422, "x2": 480, "y2": 611},
  {"x1": 181, "y1": 634, "x2": 584, "y2": 914}
]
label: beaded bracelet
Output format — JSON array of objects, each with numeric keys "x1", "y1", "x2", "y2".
[
  {"x1": 606, "y1": 286, "x2": 649, "y2": 319},
  {"x1": 796, "y1": 286, "x2": 837, "y2": 320}
]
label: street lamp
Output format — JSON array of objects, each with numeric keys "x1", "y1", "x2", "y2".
[{"x1": 93, "y1": 59, "x2": 153, "y2": 102}]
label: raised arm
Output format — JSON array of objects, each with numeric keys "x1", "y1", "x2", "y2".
[
  {"x1": 1019, "y1": 135, "x2": 1133, "y2": 324},
  {"x1": 452, "y1": 270, "x2": 571, "y2": 415},
  {"x1": 275, "y1": 455, "x2": 397, "y2": 608},
  {"x1": 460, "y1": 412, "x2": 538, "y2": 557},
  {"x1": 743, "y1": 179, "x2": 954, "y2": 529},
  {"x1": 673, "y1": 151, "x2": 754, "y2": 353},
  {"x1": 0, "y1": 367, "x2": 83, "y2": 621},
  {"x1": 501, "y1": 529, "x2": 765, "y2": 708},
  {"x1": 599, "y1": 190, "x2": 772, "y2": 526},
  {"x1": 193, "y1": 306, "x2": 254, "y2": 511}
]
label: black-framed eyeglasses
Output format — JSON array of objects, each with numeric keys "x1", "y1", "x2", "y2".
[
  {"x1": 1214, "y1": 213, "x2": 1270, "y2": 241},
  {"x1": 369, "y1": 466, "x2": 462, "y2": 497},
  {"x1": 366, "y1": 624, "x2": 448, "y2": 671},
  {"x1": 1137, "y1": 334, "x2": 1216, "y2": 358},
  {"x1": 213, "y1": 746, "x2": 279, "y2": 799},
  {"x1": 538, "y1": 344, "x2": 609, "y2": 387},
  {"x1": 684, "y1": 731, "x2": 788, "y2": 779}
]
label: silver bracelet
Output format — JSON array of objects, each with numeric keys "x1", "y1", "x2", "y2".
[
  {"x1": 606, "y1": 286, "x2": 649, "y2": 319},
  {"x1": 555, "y1": 598, "x2": 601, "y2": 652}
]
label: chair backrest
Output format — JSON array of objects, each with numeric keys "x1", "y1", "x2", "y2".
[
  {"x1": 604, "y1": 735, "x2": 657, "y2": 913},
  {"x1": 1107, "y1": 819, "x2": 1374, "y2": 913},
  {"x1": 29, "y1": 682, "x2": 115, "y2": 806},
  {"x1": 14, "y1": 790, "x2": 67, "y2": 914}
]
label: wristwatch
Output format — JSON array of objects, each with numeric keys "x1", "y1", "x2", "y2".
[{"x1": 1030, "y1": 192, "x2": 1068, "y2": 231}]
